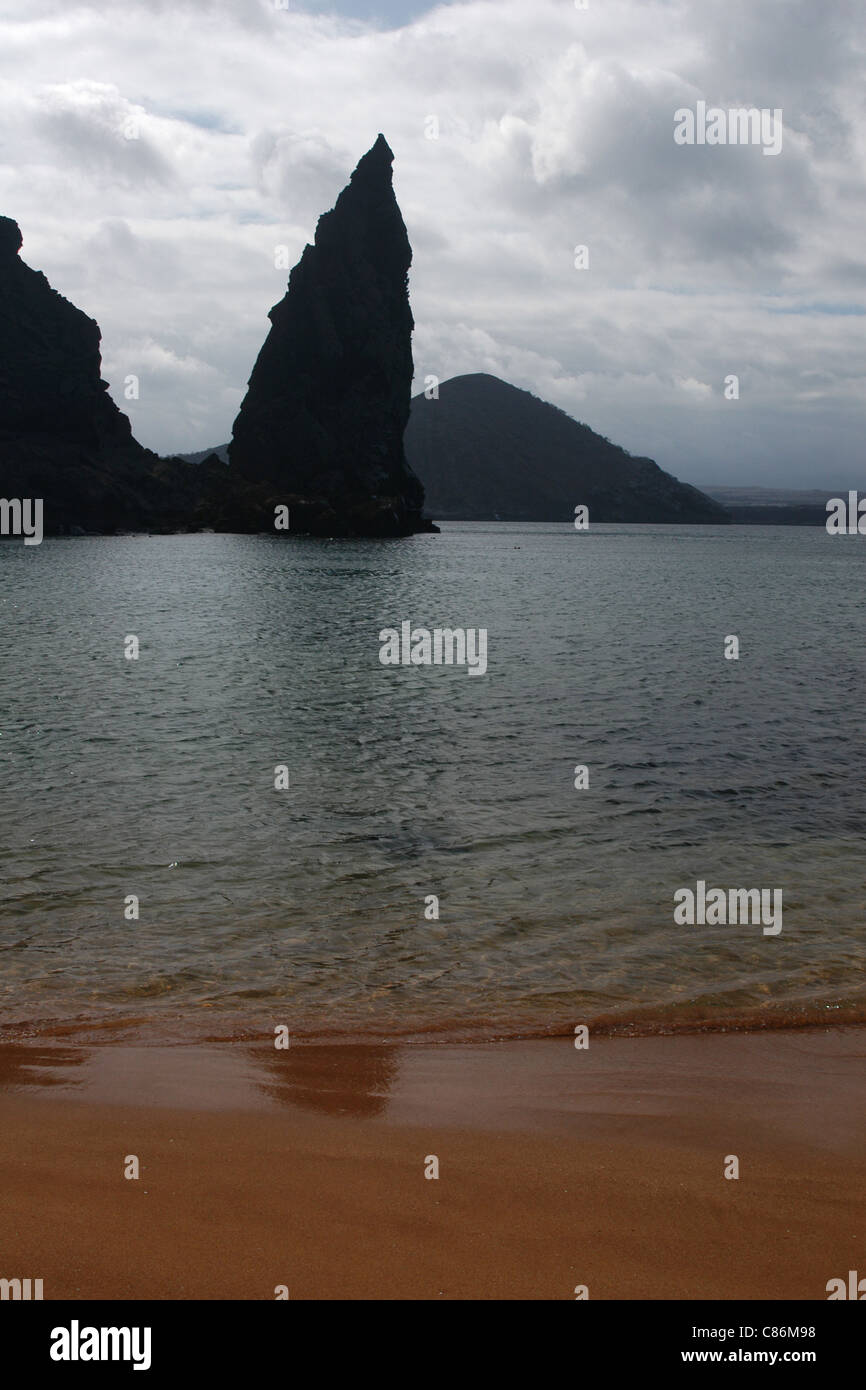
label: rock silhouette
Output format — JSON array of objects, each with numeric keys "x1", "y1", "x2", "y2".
[
  {"x1": 405, "y1": 373, "x2": 730, "y2": 524},
  {"x1": 229, "y1": 134, "x2": 434, "y2": 536},
  {"x1": 0, "y1": 215, "x2": 213, "y2": 533},
  {"x1": 0, "y1": 214, "x2": 142, "y2": 460}
]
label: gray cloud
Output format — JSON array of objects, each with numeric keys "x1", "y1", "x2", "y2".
[{"x1": 0, "y1": 0, "x2": 863, "y2": 485}]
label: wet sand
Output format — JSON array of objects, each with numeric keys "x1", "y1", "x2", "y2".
[{"x1": 0, "y1": 1027, "x2": 863, "y2": 1299}]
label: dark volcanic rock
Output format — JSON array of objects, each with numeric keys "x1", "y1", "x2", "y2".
[
  {"x1": 229, "y1": 135, "x2": 434, "y2": 536},
  {"x1": 0, "y1": 215, "x2": 144, "y2": 457},
  {"x1": 0, "y1": 215, "x2": 211, "y2": 533},
  {"x1": 405, "y1": 373, "x2": 730, "y2": 524},
  {"x1": 0, "y1": 217, "x2": 23, "y2": 259}
]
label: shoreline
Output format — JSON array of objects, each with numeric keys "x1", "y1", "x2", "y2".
[
  {"x1": 3, "y1": 1002, "x2": 865, "y2": 1050},
  {"x1": 1, "y1": 1027, "x2": 863, "y2": 1299}
]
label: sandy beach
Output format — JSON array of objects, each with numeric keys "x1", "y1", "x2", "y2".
[{"x1": 0, "y1": 1026, "x2": 863, "y2": 1300}]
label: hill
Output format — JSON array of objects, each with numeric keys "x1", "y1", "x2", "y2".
[{"x1": 404, "y1": 373, "x2": 728, "y2": 523}]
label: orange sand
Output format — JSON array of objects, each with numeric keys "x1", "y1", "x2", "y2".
[{"x1": 0, "y1": 1028, "x2": 863, "y2": 1299}]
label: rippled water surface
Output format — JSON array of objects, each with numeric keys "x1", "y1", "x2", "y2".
[{"x1": 1, "y1": 524, "x2": 864, "y2": 1040}]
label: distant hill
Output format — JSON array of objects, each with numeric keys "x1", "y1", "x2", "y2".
[
  {"x1": 180, "y1": 445, "x2": 229, "y2": 465},
  {"x1": 705, "y1": 486, "x2": 833, "y2": 506},
  {"x1": 704, "y1": 486, "x2": 835, "y2": 526},
  {"x1": 403, "y1": 373, "x2": 728, "y2": 523}
]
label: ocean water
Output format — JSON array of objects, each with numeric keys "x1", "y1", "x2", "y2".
[{"x1": 0, "y1": 522, "x2": 864, "y2": 1042}]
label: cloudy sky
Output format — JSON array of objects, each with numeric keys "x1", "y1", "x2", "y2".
[{"x1": 1, "y1": 0, "x2": 863, "y2": 486}]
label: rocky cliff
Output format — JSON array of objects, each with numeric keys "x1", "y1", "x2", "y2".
[
  {"x1": 0, "y1": 215, "x2": 145, "y2": 460},
  {"x1": 229, "y1": 135, "x2": 433, "y2": 536},
  {"x1": 0, "y1": 215, "x2": 219, "y2": 533}
]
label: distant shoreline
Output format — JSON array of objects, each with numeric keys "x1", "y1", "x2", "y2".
[{"x1": 0, "y1": 515, "x2": 839, "y2": 540}]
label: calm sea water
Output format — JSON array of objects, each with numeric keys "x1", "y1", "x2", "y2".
[{"x1": 0, "y1": 523, "x2": 864, "y2": 1041}]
